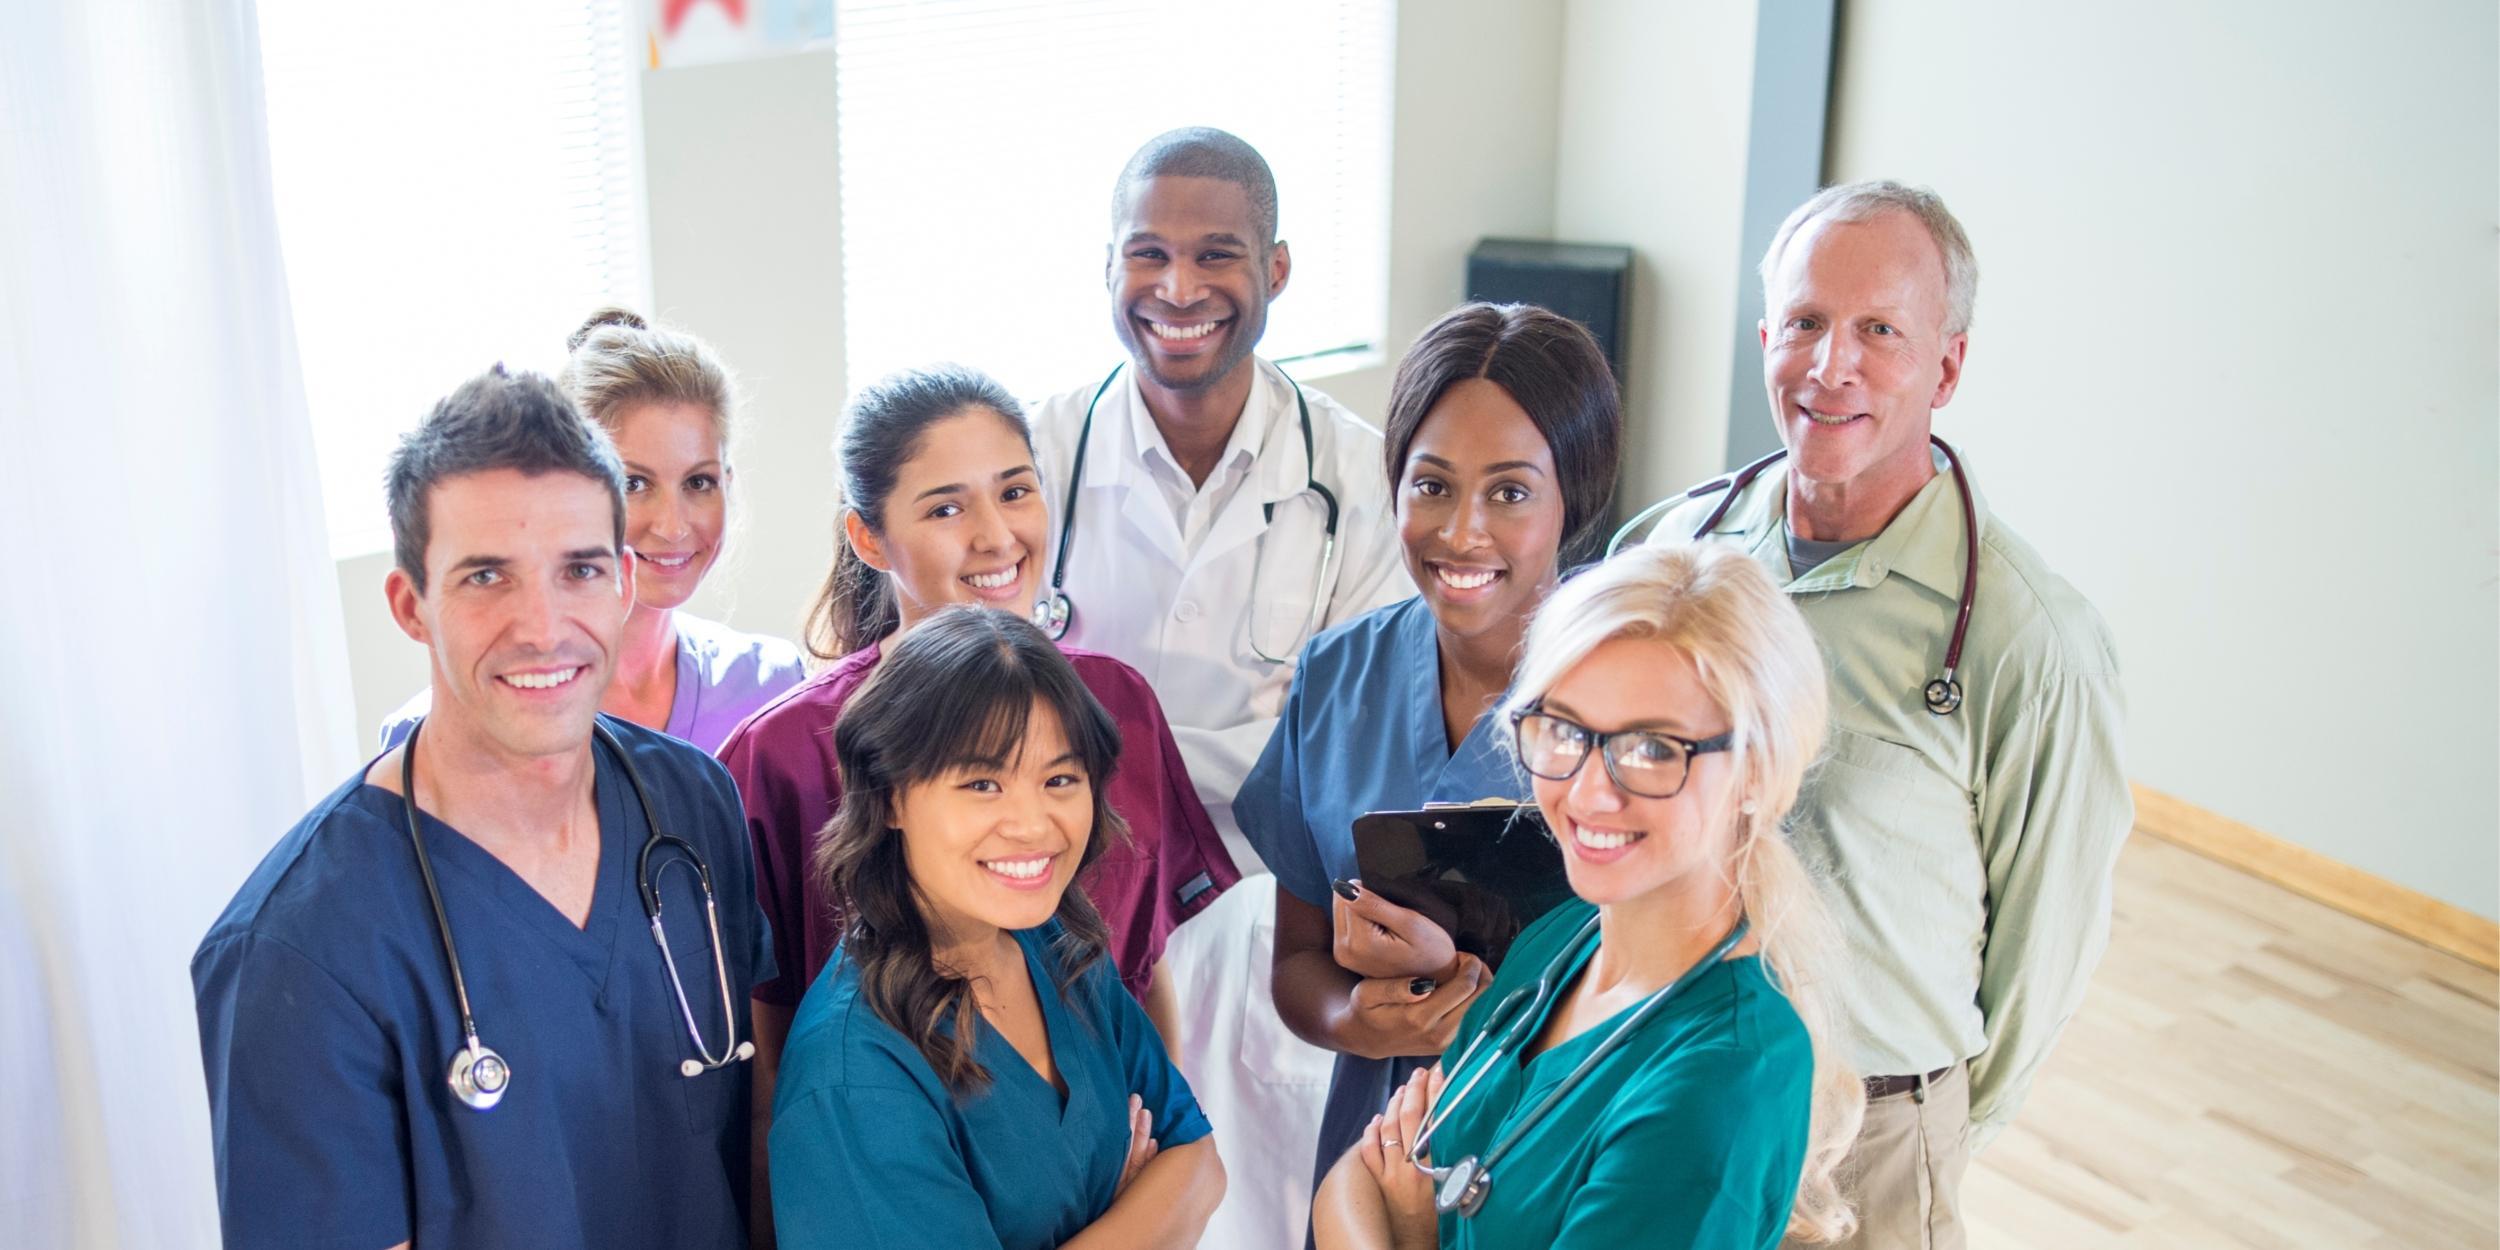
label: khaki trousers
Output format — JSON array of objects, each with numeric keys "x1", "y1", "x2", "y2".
[{"x1": 1787, "y1": 1064, "x2": 1971, "y2": 1250}]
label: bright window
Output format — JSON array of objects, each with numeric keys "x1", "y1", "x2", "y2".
[
  {"x1": 833, "y1": 0, "x2": 1395, "y2": 400},
  {"x1": 257, "y1": 0, "x2": 648, "y2": 556}
]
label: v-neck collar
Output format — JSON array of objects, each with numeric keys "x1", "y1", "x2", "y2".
[
  {"x1": 1514, "y1": 920, "x2": 1746, "y2": 1080},
  {"x1": 1399, "y1": 599, "x2": 1516, "y2": 797},
  {"x1": 361, "y1": 745, "x2": 632, "y2": 997},
  {"x1": 972, "y1": 931, "x2": 1086, "y2": 1122}
]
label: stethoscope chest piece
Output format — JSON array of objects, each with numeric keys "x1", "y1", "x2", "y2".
[
  {"x1": 1032, "y1": 589, "x2": 1072, "y2": 641},
  {"x1": 1436, "y1": 1155, "x2": 1492, "y2": 1217},
  {"x1": 448, "y1": 1039, "x2": 510, "y2": 1111},
  {"x1": 1924, "y1": 676, "x2": 1964, "y2": 716}
]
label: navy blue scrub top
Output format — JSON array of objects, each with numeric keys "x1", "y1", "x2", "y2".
[
  {"x1": 191, "y1": 716, "x2": 774, "y2": 1250},
  {"x1": 768, "y1": 922, "x2": 1211, "y2": 1250},
  {"x1": 1233, "y1": 597, "x2": 1534, "y2": 1211}
]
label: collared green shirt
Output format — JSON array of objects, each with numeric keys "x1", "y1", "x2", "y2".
[{"x1": 1643, "y1": 451, "x2": 2130, "y2": 1143}]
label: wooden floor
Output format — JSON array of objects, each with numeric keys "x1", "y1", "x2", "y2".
[{"x1": 1965, "y1": 837, "x2": 2500, "y2": 1248}]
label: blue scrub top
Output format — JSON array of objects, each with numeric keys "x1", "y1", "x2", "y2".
[
  {"x1": 769, "y1": 923, "x2": 1211, "y2": 1250},
  {"x1": 1233, "y1": 596, "x2": 1534, "y2": 1208},
  {"x1": 191, "y1": 716, "x2": 775, "y2": 1250}
]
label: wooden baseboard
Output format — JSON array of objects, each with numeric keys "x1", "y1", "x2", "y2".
[{"x1": 2130, "y1": 784, "x2": 2499, "y2": 973}]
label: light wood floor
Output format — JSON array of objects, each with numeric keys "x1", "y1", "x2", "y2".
[{"x1": 1965, "y1": 836, "x2": 2500, "y2": 1248}]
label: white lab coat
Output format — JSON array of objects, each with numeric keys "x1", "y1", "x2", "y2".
[
  {"x1": 1028, "y1": 358, "x2": 1410, "y2": 1250},
  {"x1": 1028, "y1": 357, "x2": 1411, "y2": 854}
]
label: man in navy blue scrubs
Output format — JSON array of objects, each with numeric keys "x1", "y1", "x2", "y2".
[{"x1": 192, "y1": 366, "x2": 772, "y2": 1250}]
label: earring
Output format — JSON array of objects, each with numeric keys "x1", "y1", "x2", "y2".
[{"x1": 1740, "y1": 799, "x2": 1759, "y2": 815}]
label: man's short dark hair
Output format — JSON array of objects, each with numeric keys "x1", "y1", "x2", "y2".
[
  {"x1": 1110, "y1": 127, "x2": 1280, "y2": 250},
  {"x1": 385, "y1": 364, "x2": 627, "y2": 592}
]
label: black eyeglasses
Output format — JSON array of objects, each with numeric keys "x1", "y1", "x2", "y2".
[{"x1": 1508, "y1": 706, "x2": 1733, "y2": 800}]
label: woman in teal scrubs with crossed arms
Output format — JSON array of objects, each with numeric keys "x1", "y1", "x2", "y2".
[
  {"x1": 1242, "y1": 304, "x2": 1625, "y2": 1229},
  {"x1": 767, "y1": 607, "x2": 1225, "y2": 1248},
  {"x1": 1313, "y1": 544, "x2": 1868, "y2": 1248}
]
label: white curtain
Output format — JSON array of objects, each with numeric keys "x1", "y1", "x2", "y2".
[{"x1": 0, "y1": 2, "x2": 359, "y2": 1245}]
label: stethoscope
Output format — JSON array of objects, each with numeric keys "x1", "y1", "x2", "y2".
[
  {"x1": 1408, "y1": 911, "x2": 1752, "y2": 1217},
  {"x1": 1609, "y1": 434, "x2": 1980, "y2": 716},
  {"x1": 1032, "y1": 361, "x2": 1341, "y2": 664},
  {"x1": 399, "y1": 718, "x2": 754, "y2": 1112}
]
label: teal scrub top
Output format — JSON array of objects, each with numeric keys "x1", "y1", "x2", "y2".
[
  {"x1": 769, "y1": 922, "x2": 1210, "y2": 1250},
  {"x1": 1429, "y1": 899, "x2": 1813, "y2": 1250}
]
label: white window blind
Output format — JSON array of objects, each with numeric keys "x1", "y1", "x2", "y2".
[
  {"x1": 257, "y1": 0, "x2": 648, "y2": 556},
  {"x1": 834, "y1": 0, "x2": 1394, "y2": 401}
]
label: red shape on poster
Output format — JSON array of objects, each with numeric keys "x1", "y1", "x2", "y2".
[{"x1": 662, "y1": 0, "x2": 748, "y2": 37}]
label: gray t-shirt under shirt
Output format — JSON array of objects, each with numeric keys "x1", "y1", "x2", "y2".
[{"x1": 1786, "y1": 532, "x2": 1860, "y2": 578}]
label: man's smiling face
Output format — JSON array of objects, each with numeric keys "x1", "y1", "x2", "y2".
[{"x1": 1106, "y1": 174, "x2": 1289, "y2": 393}]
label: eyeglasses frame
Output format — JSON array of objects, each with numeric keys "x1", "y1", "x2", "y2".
[{"x1": 1507, "y1": 705, "x2": 1735, "y2": 800}]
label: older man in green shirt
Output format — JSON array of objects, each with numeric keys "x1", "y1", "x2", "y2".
[{"x1": 1638, "y1": 180, "x2": 2130, "y2": 1250}]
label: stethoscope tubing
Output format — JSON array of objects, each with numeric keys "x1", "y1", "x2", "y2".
[
  {"x1": 399, "y1": 717, "x2": 750, "y2": 1109},
  {"x1": 1036, "y1": 360, "x2": 1340, "y2": 661},
  {"x1": 1411, "y1": 912, "x2": 1753, "y2": 1217},
  {"x1": 1605, "y1": 435, "x2": 1980, "y2": 717}
]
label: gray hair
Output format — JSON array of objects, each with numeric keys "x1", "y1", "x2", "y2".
[{"x1": 1759, "y1": 180, "x2": 1978, "y2": 337}]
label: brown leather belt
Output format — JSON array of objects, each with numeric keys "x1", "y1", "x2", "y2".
[{"x1": 1864, "y1": 1065, "x2": 1955, "y2": 1101}]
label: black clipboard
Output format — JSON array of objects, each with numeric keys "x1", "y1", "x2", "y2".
[{"x1": 1351, "y1": 803, "x2": 1574, "y2": 971}]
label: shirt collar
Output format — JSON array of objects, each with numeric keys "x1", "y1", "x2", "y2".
[
  {"x1": 1705, "y1": 444, "x2": 1987, "y2": 596},
  {"x1": 1121, "y1": 358, "x2": 1278, "y2": 490}
]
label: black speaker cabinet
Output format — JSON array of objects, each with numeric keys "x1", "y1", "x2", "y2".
[{"x1": 1464, "y1": 239, "x2": 1635, "y2": 389}]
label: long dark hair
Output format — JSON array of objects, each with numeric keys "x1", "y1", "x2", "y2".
[
  {"x1": 1381, "y1": 303, "x2": 1624, "y2": 563},
  {"x1": 812, "y1": 606, "x2": 1126, "y2": 1093},
  {"x1": 803, "y1": 365, "x2": 1030, "y2": 661}
]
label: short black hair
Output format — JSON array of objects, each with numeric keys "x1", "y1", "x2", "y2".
[
  {"x1": 1383, "y1": 303, "x2": 1624, "y2": 563},
  {"x1": 384, "y1": 364, "x2": 627, "y2": 592},
  {"x1": 1110, "y1": 127, "x2": 1280, "y2": 250}
]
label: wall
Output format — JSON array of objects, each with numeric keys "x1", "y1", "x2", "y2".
[
  {"x1": 1825, "y1": 0, "x2": 2500, "y2": 916},
  {"x1": 636, "y1": 5, "x2": 1568, "y2": 637},
  {"x1": 1551, "y1": 0, "x2": 1762, "y2": 518},
  {"x1": 341, "y1": 5, "x2": 1569, "y2": 731}
]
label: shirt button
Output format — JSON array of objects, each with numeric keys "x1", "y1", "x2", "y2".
[{"x1": 1174, "y1": 600, "x2": 1203, "y2": 623}]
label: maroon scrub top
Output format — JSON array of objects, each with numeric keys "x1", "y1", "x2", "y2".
[{"x1": 719, "y1": 642, "x2": 1239, "y2": 1006}]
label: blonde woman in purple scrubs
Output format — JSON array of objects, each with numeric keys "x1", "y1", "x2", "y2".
[{"x1": 381, "y1": 309, "x2": 804, "y2": 754}]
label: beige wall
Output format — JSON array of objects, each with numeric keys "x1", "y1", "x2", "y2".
[
  {"x1": 1825, "y1": 0, "x2": 2500, "y2": 916},
  {"x1": 340, "y1": 4, "x2": 1572, "y2": 732},
  {"x1": 1552, "y1": 0, "x2": 1760, "y2": 515}
]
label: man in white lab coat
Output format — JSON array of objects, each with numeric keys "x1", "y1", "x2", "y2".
[{"x1": 1027, "y1": 127, "x2": 1409, "y2": 1250}]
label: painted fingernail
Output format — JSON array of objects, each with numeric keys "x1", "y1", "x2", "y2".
[
  {"x1": 1409, "y1": 977, "x2": 1437, "y2": 996},
  {"x1": 1331, "y1": 879, "x2": 1360, "y2": 901}
]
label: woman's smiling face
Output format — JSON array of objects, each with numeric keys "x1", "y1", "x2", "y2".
[
  {"x1": 893, "y1": 698, "x2": 1094, "y2": 943},
  {"x1": 609, "y1": 400, "x2": 729, "y2": 611},
  {"x1": 857, "y1": 408, "x2": 1047, "y2": 634},
  {"x1": 1530, "y1": 636, "x2": 1744, "y2": 910},
  {"x1": 1395, "y1": 378, "x2": 1566, "y2": 645}
]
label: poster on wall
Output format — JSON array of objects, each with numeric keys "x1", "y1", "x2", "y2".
[{"x1": 645, "y1": 0, "x2": 834, "y2": 68}]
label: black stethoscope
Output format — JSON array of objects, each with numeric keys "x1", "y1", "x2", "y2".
[
  {"x1": 1609, "y1": 434, "x2": 1980, "y2": 716},
  {"x1": 1408, "y1": 912, "x2": 1752, "y2": 1217},
  {"x1": 1032, "y1": 361, "x2": 1341, "y2": 664},
  {"x1": 399, "y1": 718, "x2": 753, "y2": 1112}
]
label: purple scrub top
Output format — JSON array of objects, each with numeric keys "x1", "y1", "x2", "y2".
[{"x1": 378, "y1": 612, "x2": 807, "y2": 756}]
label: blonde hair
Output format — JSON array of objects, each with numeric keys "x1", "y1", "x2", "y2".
[
  {"x1": 1504, "y1": 543, "x2": 1865, "y2": 1243},
  {"x1": 560, "y1": 307, "x2": 740, "y2": 449}
]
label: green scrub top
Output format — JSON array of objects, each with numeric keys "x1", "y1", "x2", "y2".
[{"x1": 1429, "y1": 899, "x2": 1813, "y2": 1249}]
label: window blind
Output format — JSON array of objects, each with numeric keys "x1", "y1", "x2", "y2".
[
  {"x1": 833, "y1": 0, "x2": 1394, "y2": 401},
  {"x1": 257, "y1": 0, "x2": 647, "y2": 555}
]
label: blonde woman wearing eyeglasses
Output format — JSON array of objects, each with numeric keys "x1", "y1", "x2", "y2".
[{"x1": 1313, "y1": 544, "x2": 1864, "y2": 1249}]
